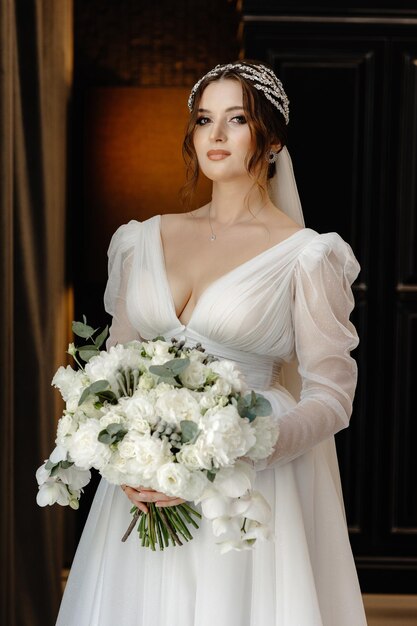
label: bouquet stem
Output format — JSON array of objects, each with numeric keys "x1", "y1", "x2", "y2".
[{"x1": 121, "y1": 502, "x2": 202, "y2": 551}]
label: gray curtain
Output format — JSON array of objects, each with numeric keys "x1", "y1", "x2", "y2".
[{"x1": 0, "y1": 1, "x2": 73, "y2": 624}]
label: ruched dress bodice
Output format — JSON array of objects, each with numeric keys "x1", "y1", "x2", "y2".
[{"x1": 56, "y1": 214, "x2": 367, "y2": 626}]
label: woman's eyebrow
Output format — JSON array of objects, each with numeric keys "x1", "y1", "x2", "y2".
[{"x1": 197, "y1": 106, "x2": 244, "y2": 113}]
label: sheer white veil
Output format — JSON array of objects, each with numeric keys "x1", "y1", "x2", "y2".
[
  {"x1": 267, "y1": 146, "x2": 305, "y2": 401},
  {"x1": 267, "y1": 146, "x2": 305, "y2": 228}
]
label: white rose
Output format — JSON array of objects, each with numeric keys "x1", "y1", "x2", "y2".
[
  {"x1": 179, "y1": 361, "x2": 208, "y2": 389},
  {"x1": 155, "y1": 388, "x2": 201, "y2": 426},
  {"x1": 52, "y1": 366, "x2": 88, "y2": 402},
  {"x1": 67, "y1": 421, "x2": 111, "y2": 470},
  {"x1": 137, "y1": 372, "x2": 155, "y2": 390},
  {"x1": 142, "y1": 339, "x2": 171, "y2": 359},
  {"x1": 247, "y1": 415, "x2": 279, "y2": 461},
  {"x1": 187, "y1": 348, "x2": 206, "y2": 363},
  {"x1": 202, "y1": 405, "x2": 256, "y2": 466},
  {"x1": 209, "y1": 360, "x2": 246, "y2": 394},
  {"x1": 211, "y1": 378, "x2": 232, "y2": 396},
  {"x1": 176, "y1": 440, "x2": 212, "y2": 470},
  {"x1": 198, "y1": 392, "x2": 219, "y2": 411}
]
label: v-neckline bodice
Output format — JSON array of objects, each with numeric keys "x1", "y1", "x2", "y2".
[{"x1": 154, "y1": 214, "x2": 310, "y2": 328}]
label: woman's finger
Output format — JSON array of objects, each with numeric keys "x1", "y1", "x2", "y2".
[{"x1": 156, "y1": 498, "x2": 185, "y2": 508}]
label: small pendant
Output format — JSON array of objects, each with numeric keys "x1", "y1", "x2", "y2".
[{"x1": 210, "y1": 234, "x2": 216, "y2": 241}]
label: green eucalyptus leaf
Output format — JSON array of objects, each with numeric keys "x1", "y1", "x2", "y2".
[
  {"x1": 89, "y1": 380, "x2": 110, "y2": 394},
  {"x1": 45, "y1": 459, "x2": 57, "y2": 471},
  {"x1": 78, "y1": 347, "x2": 100, "y2": 362},
  {"x1": 151, "y1": 335, "x2": 166, "y2": 342},
  {"x1": 50, "y1": 464, "x2": 60, "y2": 477},
  {"x1": 106, "y1": 422, "x2": 124, "y2": 436},
  {"x1": 97, "y1": 390, "x2": 117, "y2": 403},
  {"x1": 94, "y1": 325, "x2": 109, "y2": 348},
  {"x1": 78, "y1": 380, "x2": 109, "y2": 406},
  {"x1": 243, "y1": 392, "x2": 272, "y2": 417},
  {"x1": 72, "y1": 320, "x2": 95, "y2": 338},
  {"x1": 98, "y1": 430, "x2": 113, "y2": 445},
  {"x1": 180, "y1": 420, "x2": 200, "y2": 444}
]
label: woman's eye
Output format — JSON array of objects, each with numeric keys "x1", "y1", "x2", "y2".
[
  {"x1": 231, "y1": 115, "x2": 247, "y2": 124},
  {"x1": 196, "y1": 116, "x2": 210, "y2": 126}
]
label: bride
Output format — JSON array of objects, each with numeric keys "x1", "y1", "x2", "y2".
[{"x1": 56, "y1": 61, "x2": 367, "y2": 625}]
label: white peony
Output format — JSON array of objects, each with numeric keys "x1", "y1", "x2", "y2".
[
  {"x1": 202, "y1": 405, "x2": 256, "y2": 467},
  {"x1": 56, "y1": 413, "x2": 78, "y2": 446},
  {"x1": 67, "y1": 421, "x2": 111, "y2": 470},
  {"x1": 155, "y1": 388, "x2": 201, "y2": 426},
  {"x1": 121, "y1": 394, "x2": 157, "y2": 427},
  {"x1": 176, "y1": 440, "x2": 212, "y2": 470},
  {"x1": 208, "y1": 360, "x2": 246, "y2": 394},
  {"x1": 118, "y1": 436, "x2": 172, "y2": 482},
  {"x1": 52, "y1": 365, "x2": 88, "y2": 403},
  {"x1": 99, "y1": 408, "x2": 126, "y2": 429},
  {"x1": 179, "y1": 361, "x2": 208, "y2": 390},
  {"x1": 247, "y1": 415, "x2": 279, "y2": 461}
]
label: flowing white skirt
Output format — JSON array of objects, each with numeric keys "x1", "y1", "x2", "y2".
[{"x1": 56, "y1": 430, "x2": 367, "y2": 625}]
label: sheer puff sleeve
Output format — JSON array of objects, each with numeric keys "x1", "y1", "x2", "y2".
[
  {"x1": 266, "y1": 232, "x2": 360, "y2": 467},
  {"x1": 103, "y1": 220, "x2": 142, "y2": 349}
]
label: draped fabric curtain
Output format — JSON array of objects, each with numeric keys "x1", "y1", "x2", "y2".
[{"x1": 0, "y1": 1, "x2": 73, "y2": 624}]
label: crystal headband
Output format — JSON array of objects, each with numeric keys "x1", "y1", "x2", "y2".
[{"x1": 187, "y1": 62, "x2": 289, "y2": 124}]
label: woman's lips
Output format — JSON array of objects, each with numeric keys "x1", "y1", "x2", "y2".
[{"x1": 207, "y1": 150, "x2": 231, "y2": 161}]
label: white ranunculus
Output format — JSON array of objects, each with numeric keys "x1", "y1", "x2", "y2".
[
  {"x1": 179, "y1": 361, "x2": 208, "y2": 390},
  {"x1": 202, "y1": 406, "x2": 256, "y2": 466},
  {"x1": 208, "y1": 360, "x2": 247, "y2": 394},
  {"x1": 67, "y1": 421, "x2": 111, "y2": 470},
  {"x1": 247, "y1": 415, "x2": 279, "y2": 461},
  {"x1": 36, "y1": 480, "x2": 70, "y2": 507},
  {"x1": 141, "y1": 339, "x2": 171, "y2": 359},
  {"x1": 52, "y1": 366, "x2": 88, "y2": 402},
  {"x1": 187, "y1": 348, "x2": 206, "y2": 363},
  {"x1": 176, "y1": 440, "x2": 212, "y2": 470},
  {"x1": 155, "y1": 388, "x2": 201, "y2": 426}
]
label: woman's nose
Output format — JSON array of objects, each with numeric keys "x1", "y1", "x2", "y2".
[{"x1": 209, "y1": 120, "x2": 226, "y2": 142}]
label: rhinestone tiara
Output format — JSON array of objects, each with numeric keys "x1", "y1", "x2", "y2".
[{"x1": 187, "y1": 62, "x2": 289, "y2": 124}]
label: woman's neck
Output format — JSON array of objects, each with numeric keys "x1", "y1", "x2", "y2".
[{"x1": 209, "y1": 179, "x2": 270, "y2": 225}]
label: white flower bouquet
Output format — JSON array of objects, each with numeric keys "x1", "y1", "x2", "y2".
[{"x1": 36, "y1": 318, "x2": 279, "y2": 552}]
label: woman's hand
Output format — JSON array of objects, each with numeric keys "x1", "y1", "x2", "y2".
[{"x1": 121, "y1": 485, "x2": 185, "y2": 514}]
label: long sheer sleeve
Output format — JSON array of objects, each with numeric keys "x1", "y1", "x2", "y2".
[
  {"x1": 267, "y1": 233, "x2": 360, "y2": 467},
  {"x1": 103, "y1": 221, "x2": 142, "y2": 349}
]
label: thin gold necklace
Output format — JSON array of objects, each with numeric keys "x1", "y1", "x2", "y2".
[{"x1": 207, "y1": 202, "x2": 265, "y2": 241}]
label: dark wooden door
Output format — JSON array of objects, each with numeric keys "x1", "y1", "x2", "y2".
[{"x1": 242, "y1": 1, "x2": 417, "y2": 593}]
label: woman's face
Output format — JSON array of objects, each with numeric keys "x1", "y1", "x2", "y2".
[{"x1": 193, "y1": 79, "x2": 256, "y2": 183}]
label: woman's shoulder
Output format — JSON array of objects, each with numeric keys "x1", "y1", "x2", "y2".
[{"x1": 296, "y1": 229, "x2": 360, "y2": 282}]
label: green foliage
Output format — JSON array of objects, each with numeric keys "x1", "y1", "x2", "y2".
[
  {"x1": 78, "y1": 379, "x2": 111, "y2": 406},
  {"x1": 237, "y1": 390, "x2": 272, "y2": 422},
  {"x1": 180, "y1": 420, "x2": 200, "y2": 444},
  {"x1": 98, "y1": 422, "x2": 127, "y2": 445}
]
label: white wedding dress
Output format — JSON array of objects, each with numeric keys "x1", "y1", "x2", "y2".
[{"x1": 56, "y1": 214, "x2": 367, "y2": 626}]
